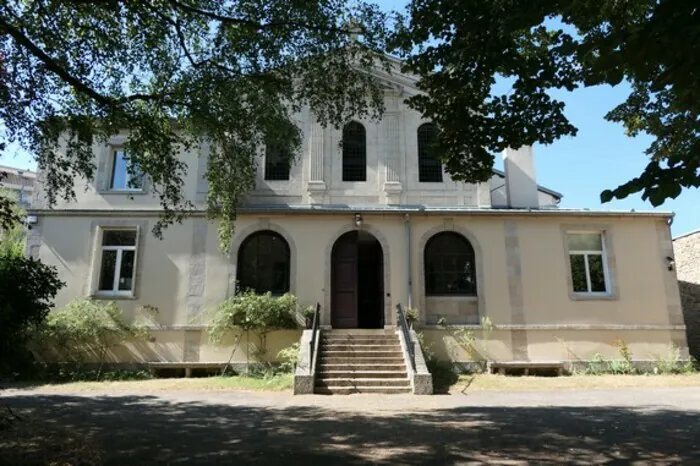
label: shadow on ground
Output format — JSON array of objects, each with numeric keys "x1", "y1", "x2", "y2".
[{"x1": 3, "y1": 394, "x2": 699, "y2": 465}]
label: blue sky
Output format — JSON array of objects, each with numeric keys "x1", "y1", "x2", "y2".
[{"x1": 2, "y1": 1, "x2": 698, "y2": 237}]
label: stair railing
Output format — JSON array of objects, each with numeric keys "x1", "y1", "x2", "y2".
[
  {"x1": 309, "y1": 302, "x2": 321, "y2": 374},
  {"x1": 396, "y1": 303, "x2": 416, "y2": 373}
]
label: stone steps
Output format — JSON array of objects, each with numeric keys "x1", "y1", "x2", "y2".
[
  {"x1": 314, "y1": 329, "x2": 410, "y2": 395},
  {"x1": 317, "y1": 370, "x2": 408, "y2": 379},
  {"x1": 314, "y1": 386, "x2": 412, "y2": 395}
]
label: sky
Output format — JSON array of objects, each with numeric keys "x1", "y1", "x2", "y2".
[{"x1": 1, "y1": 0, "x2": 698, "y2": 237}]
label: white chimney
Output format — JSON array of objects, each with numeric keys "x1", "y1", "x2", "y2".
[{"x1": 503, "y1": 146, "x2": 539, "y2": 208}]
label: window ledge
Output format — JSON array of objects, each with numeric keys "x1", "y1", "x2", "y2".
[
  {"x1": 90, "y1": 293, "x2": 137, "y2": 300},
  {"x1": 426, "y1": 295, "x2": 478, "y2": 301},
  {"x1": 99, "y1": 190, "x2": 148, "y2": 196},
  {"x1": 569, "y1": 293, "x2": 617, "y2": 301}
]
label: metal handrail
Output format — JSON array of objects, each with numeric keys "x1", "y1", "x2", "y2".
[
  {"x1": 396, "y1": 303, "x2": 416, "y2": 372},
  {"x1": 309, "y1": 302, "x2": 321, "y2": 374}
]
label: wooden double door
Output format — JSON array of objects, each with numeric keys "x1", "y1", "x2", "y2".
[{"x1": 331, "y1": 231, "x2": 384, "y2": 329}]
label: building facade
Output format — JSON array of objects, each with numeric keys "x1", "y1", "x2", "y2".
[
  {"x1": 674, "y1": 230, "x2": 700, "y2": 360},
  {"x1": 1, "y1": 164, "x2": 36, "y2": 208},
  {"x1": 29, "y1": 65, "x2": 688, "y2": 366}
]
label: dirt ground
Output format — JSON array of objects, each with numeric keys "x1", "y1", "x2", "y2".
[{"x1": 3, "y1": 386, "x2": 700, "y2": 465}]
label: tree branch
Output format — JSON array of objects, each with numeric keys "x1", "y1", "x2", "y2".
[
  {"x1": 167, "y1": 0, "x2": 350, "y2": 34},
  {"x1": 0, "y1": 15, "x2": 113, "y2": 106}
]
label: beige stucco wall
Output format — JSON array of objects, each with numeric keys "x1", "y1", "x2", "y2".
[
  {"x1": 34, "y1": 211, "x2": 687, "y2": 363},
  {"x1": 674, "y1": 231, "x2": 700, "y2": 360}
]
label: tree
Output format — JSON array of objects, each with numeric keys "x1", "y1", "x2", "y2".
[
  {"x1": 392, "y1": 0, "x2": 699, "y2": 206},
  {"x1": 0, "y1": 0, "x2": 390, "y2": 249},
  {"x1": 0, "y1": 197, "x2": 64, "y2": 377}
]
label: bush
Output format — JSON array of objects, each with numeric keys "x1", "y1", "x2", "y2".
[
  {"x1": 39, "y1": 299, "x2": 152, "y2": 380},
  {"x1": 208, "y1": 291, "x2": 300, "y2": 376},
  {"x1": 652, "y1": 344, "x2": 696, "y2": 374},
  {"x1": 208, "y1": 291, "x2": 299, "y2": 345},
  {"x1": 0, "y1": 250, "x2": 64, "y2": 378}
]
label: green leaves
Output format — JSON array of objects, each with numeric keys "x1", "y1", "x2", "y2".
[
  {"x1": 395, "y1": 0, "x2": 699, "y2": 205},
  {"x1": 1, "y1": 0, "x2": 389, "y2": 247},
  {"x1": 0, "y1": 247, "x2": 64, "y2": 376},
  {"x1": 207, "y1": 291, "x2": 300, "y2": 345}
]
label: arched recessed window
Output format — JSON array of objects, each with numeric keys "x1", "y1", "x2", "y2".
[
  {"x1": 425, "y1": 232, "x2": 476, "y2": 295},
  {"x1": 417, "y1": 123, "x2": 443, "y2": 182},
  {"x1": 342, "y1": 121, "x2": 366, "y2": 182},
  {"x1": 237, "y1": 231, "x2": 290, "y2": 294}
]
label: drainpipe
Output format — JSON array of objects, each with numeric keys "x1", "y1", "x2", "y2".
[{"x1": 404, "y1": 214, "x2": 413, "y2": 309}]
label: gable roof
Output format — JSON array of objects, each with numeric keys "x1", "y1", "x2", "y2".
[{"x1": 491, "y1": 168, "x2": 563, "y2": 200}]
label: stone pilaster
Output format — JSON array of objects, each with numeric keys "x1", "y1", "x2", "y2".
[{"x1": 504, "y1": 220, "x2": 529, "y2": 360}]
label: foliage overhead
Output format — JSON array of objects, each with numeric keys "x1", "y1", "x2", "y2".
[
  {"x1": 0, "y1": 0, "x2": 390, "y2": 249},
  {"x1": 392, "y1": 0, "x2": 699, "y2": 206}
]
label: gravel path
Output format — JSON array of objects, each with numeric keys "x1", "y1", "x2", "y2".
[{"x1": 3, "y1": 387, "x2": 700, "y2": 464}]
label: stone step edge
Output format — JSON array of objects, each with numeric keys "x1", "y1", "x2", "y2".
[{"x1": 314, "y1": 388, "x2": 412, "y2": 393}]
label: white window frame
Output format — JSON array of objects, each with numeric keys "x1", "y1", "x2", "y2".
[
  {"x1": 109, "y1": 148, "x2": 143, "y2": 192},
  {"x1": 567, "y1": 231, "x2": 611, "y2": 296},
  {"x1": 95, "y1": 228, "x2": 139, "y2": 297}
]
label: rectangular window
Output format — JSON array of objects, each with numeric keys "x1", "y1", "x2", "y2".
[
  {"x1": 264, "y1": 144, "x2": 290, "y2": 181},
  {"x1": 567, "y1": 232, "x2": 609, "y2": 294},
  {"x1": 110, "y1": 150, "x2": 143, "y2": 191},
  {"x1": 97, "y1": 229, "x2": 138, "y2": 294}
]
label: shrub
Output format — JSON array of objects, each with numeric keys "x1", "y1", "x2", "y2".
[
  {"x1": 208, "y1": 291, "x2": 300, "y2": 375},
  {"x1": 39, "y1": 299, "x2": 152, "y2": 380},
  {"x1": 277, "y1": 343, "x2": 300, "y2": 373},
  {"x1": 652, "y1": 344, "x2": 696, "y2": 374},
  {"x1": 0, "y1": 248, "x2": 64, "y2": 378}
]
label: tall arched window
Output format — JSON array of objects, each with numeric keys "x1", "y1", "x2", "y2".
[
  {"x1": 417, "y1": 123, "x2": 443, "y2": 182},
  {"x1": 237, "y1": 231, "x2": 290, "y2": 294},
  {"x1": 342, "y1": 121, "x2": 366, "y2": 181},
  {"x1": 424, "y1": 232, "x2": 476, "y2": 295}
]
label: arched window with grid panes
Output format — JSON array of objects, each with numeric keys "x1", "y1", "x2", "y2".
[
  {"x1": 417, "y1": 123, "x2": 443, "y2": 182},
  {"x1": 236, "y1": 231, "x2": 290, "y2": 294},
  {"x1": 342, "y1": 121, "x2": 366, "y2": 181},
  {"x1": 424, "y1": 232, "x2": 476, "y2": 295}
]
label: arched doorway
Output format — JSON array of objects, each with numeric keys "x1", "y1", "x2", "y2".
[{"x1": 331, "y1": 231, "x2": 384, "y2": 328}]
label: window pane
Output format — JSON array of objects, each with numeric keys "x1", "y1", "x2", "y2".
[
  {"x1": 588, "y1": 254, "x2": 607, "y2": 292},
  {"x1": 570, "y1": 254, "x2": 588, "y2": 292},
  {"x1": 424, "y1": 232, "x2": 476, "y2": 295},
  {"x1": 103, "y1": 230, "x2": 137, "y2": 246},
  {"x1": 98, "y1": 250, "x2": 117, "y2": 291},
  {"x1": 567, "y1": 233, "x2": 603, "y2": 251},
  {"x1": 264, "y1": 144, "x2": 291, "y2": 181},
  {"x1": 418, "y1": 123, "x2": 443, "y2": 182},
  {"x1": 110, "y1": 151, "x2": 128, "y2": 189},
  {"x1": 118, "y1": 250, "x2": 135, "y2": 291},
  {"x1": 237, "y1": 231, "x2": 290, "y2": 294},
  {"x1": 127, "y1": 168, "x2": 143, "y2": 190},
  {"x1": 342, "y1": 122, "x2": 366, "y2": 182}
]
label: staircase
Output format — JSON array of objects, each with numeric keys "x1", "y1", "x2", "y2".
[{"x1": 314, "y1": 329, "x2": 412, "y2": 394}]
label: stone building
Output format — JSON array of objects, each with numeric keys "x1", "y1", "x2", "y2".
[
  {"x1": 674, "y1": 230, "x2": 700, "y2": 360},
  {"x1": 28, "y1": 58, "x2": 688, "y2": 374}
]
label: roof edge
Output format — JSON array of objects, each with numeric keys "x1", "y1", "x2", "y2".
[
  {"x1": 492, "y1": 168, "x2": 563, "y2": 200},
  {"x1": 673, "y1": 228, "x2": 700, "y2": 241}
]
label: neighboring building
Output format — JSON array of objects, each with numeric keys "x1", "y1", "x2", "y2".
[
  {"x1": 674, "y1": 230, "x2": 700, "y2": 360},
  {"x1": 0, "y1": 164, "x2": 36, "y2": 208},
  {"x1": 29, "y1": 59, "x2": 688, "y2": 367}
]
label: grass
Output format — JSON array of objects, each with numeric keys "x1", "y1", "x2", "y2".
[
  {"x1": 451, "y1": 373, "x2": 700, "y2": 392},
  {"x1": 7, "y1": 372, "x2": 700, "y2": 395},
  {"x1": 12, "y1": 373, "x2": 294, "y2": 393}
]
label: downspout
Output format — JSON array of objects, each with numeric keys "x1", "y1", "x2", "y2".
[{"x1": 405, "y1": 214, "x2": 413, "y2": 309}]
